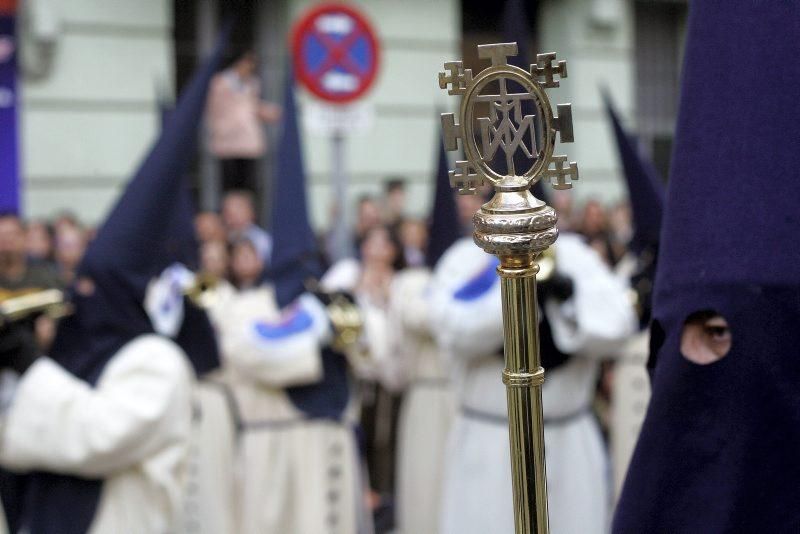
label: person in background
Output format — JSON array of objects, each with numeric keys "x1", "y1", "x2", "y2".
[
  {"x1": 398, "y1": 218, "x2": 427, "y2": 268},
  {"x1": 206, "y1": 49, "x2": 281, "y2": 192},
  {"x1": 383, "y1": 178, "x2": 407, "y2": 230},
  {"x1": 580, "y1": 199, "x2": 620, "y2": 266},
  {"x1": 221, "y1": 189, "x2": 271, "y2": 262},
  {"x1": 0, "y1": 213, "x2": 60, "y2": 291},
  {"x1": 208, "y1": 67, "x2": 370, "y2": 532},
  {"x1": 390, "y1": 137, "x2": 460, "y2": 534},
  {"x1": 53, "y1": 223, "x2": 87, "y2": 286},
  {"x1": 431, "y1": 215, "x2": 636, "y2": 534},
  {"x1": 52, "y1": 212, "x2": 81, "y2": 240},
  {"x1": 614, "y1": 3, "x2": 800, "y2": 531},
  {"x1": 0, "y1": 27, "x2": 225, "y2": 531},
  {"x1": 25, "y1": 220, "x2": 54, "y2": 265},
  {"x1": 608, "y1": 201, "x2": 633, "y2": 255},
  {"x1": 229, "y1": 237, "x2": 264, "y2": 291},
  {"x1": 323, "y1": 224, "x2": 405, "y2": 532},
  {"x1": 195, "y1": 211, "x2": 227, "y2": 244},
  {"x1": 602, "y1": 90, "x2": 665, "y2": 500},
  {"x1": 551, "y1": 189, "x2": 576, "y2": 232},
  {"x1": 200, "y1": 240, "x2": 230, "y2": 281},
  {"x1": 356, "y1": 225, "x2": 404, "y2": 309},
  {"x1": 454, "y1": 190, "x2": 485, "y2": 235},
  {"x1": 353, "y1": 195, "x2": 383, "y2": 253}
]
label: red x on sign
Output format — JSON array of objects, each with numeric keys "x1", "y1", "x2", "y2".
[{"x1": 292, "y1": 3, "x2": 380, "y2": 104}]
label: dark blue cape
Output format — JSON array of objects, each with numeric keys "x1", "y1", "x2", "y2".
[
  {"x1": 269, "y1": 65, "x2": 349, "y2": 420},
  {"x1": 613, "y1": 3, "x2": 800, "y2": 532},
  {"x1": 603, "y1": 90, "x2": 665, "y2": 327}
]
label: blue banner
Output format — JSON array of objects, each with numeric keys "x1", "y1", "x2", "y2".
[{"x1": 0, "y1": 10, "x2": 19, "y2": 213}]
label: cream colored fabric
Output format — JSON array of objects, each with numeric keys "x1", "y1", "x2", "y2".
[
  {"x1": 610, "y1": 330, "x2": 651, "y2": 501},
  {"x1": 432, "y1": 236, "x2": 635, "y2": 534},
  {"x1": 212, "y1": 284, "x2": 365, "y2": 534},
  {"x1": 0, "y1": 335, "x2": 194, "y2": 534},
  {"x1": 217, "y1": 286, "x2": 323, "y2": 388},
  {"x1": 180, "y1": 378, "x2": 238, "y2": 534},
  {"x1": 389, "y1": 268, "x2": 455, "y2": 534}
]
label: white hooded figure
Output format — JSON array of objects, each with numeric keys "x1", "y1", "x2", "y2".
[
  {"x1": 208, "y1": 282, "x2": 367, "y2": 534},
  {"x1": 432, "y1": 234, "x2": 636, "y2": 534},
  {"x1": 0, "y1": 28, "x2": 228, "y2": 534},
  {"x1": 389, "y1": 266, "x2": 456, "y2": 534}
]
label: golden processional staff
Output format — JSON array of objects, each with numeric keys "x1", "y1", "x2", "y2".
[{"x1": 438, "y1": 42, "x2": 577, "y2": 534}]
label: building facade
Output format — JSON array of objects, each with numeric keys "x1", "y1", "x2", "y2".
[{"x1": 18, "y1": 0, "x2": 684, "y2": 228}]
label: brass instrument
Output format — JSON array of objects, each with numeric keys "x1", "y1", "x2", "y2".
[
  {"x1": 0, "y1": 288, "x2": 72, "y2": 327},
  {"x1": 326, "y1": 293, "x2": 364, "y2": 352},
  {"x1": 304, "y1": 279, "x2": 366, "y2": 364},
  {"x1": 183, "y1": 271, "x2": 221, "y2": 309},
  {"x1": 536, "y1": 247, "x2": 556, "y2": 282},
  {"x1": 0, "y1": 270, "x2": 221, "y2": 330},
  {"x1": 439, "y1": 43, "x2": 577, "y2": 533}
]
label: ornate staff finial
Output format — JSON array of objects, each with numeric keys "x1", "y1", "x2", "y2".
[
  {"x1": 438, "y1": 43, "x2": 578, "y2": 534},
  {"x1": 439, "y1": 42, "x2": 577, "y2": 195}
]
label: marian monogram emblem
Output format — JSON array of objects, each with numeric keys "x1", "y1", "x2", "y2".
[{"x1": 439, "y1": 43, "x2": 578, "y2": 194}]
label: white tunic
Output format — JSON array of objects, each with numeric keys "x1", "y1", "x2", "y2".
[
  {"x1": 610, "y1": 331, "x2": 651, "y2": 501},
  {"x1": 180, "y1": 376, "x2": 239, "y2": 534},
  {"x1": 178, "y1": 279, "x2": 238, "y2": 534},
  {"x1": 213, "y1": 285, "x2": 365, "y2": 534},
  {"x1": 0, "y1": 335, "x2": 194, "y2": 534},
  {"x1": 432, "y1": 236, "x2": 635, "y2": 534},
  {"x1": 388, "y1": 268, "x2": 455, "y2": 534}
]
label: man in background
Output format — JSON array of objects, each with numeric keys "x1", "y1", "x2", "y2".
[
  {"x1": 221, "y1": 190, "x2": 271, "y2": 262},
  {"x1": 0, "y1": 213, "x2": 59, "y2": 291},
  {"x1": 383, "y1": 178, "x2": 407, "y2": 229},
  {"x1": 206, "y1": 50, "x2": 281, "y2": 192}
]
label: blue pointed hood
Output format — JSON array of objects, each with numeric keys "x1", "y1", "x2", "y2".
[
  {"x1": 613, "y1": 4, "x2": 800, "y2": 532},
  {"x1": 270, "y1": 64, "x2": 323, "y2": 309},
  {"x1": 268, "y1": 65, "x2": 351, "y2": 422},
  {"x1": 426, "y1": 131, "x2": 461, "y2": 267},
  {"x1": 602, "y1": 90, "x2": 664, "y2": 256},
  {"x1": 22, "y1": 23, "x2": 231, "y2": 534},
  {"x1": 49, "y1": 23, "x2": 229, "y2": 384}
]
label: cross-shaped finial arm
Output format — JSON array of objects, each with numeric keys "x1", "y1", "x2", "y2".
[
  {"x1": 477, "y1": 43, "x2": 518, "y2": 66},
  {"x1": 543, "y1": 155, "x2": 579, "y2": 190},
  {"x1": 553, "y1": 104, "x2": 574, "y2": 143},
  {"x1": 533, "y1": 53, "x2": 568, "y2": 89},
  {"x1": 441, "y1": 113, "x2": 463, "y2": 151},
  {"x1": 439, "y1": 61, "x2": 473, "y2": 96},
  {"x1": 449, "y1": 161, "x2": 484, "y2": 195}
]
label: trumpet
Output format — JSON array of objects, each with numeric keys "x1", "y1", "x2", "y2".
[
  {"x1": 536, "y1": 247, "x2": 557, "y2": 282},
  {"x1": 182, "y1": 271, "x2": 221, "y2": 309},
  {"x1": 326, "y1": 292, "x2": 364, "y2": 353},
  {"x1": 0, "y1": 288, "x2": 73, "y2": 327},
  {"x1": 304, "y1": 279, "x2": 366, "y2": 361}
]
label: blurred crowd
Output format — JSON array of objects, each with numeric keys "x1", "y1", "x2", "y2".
[
  {"x1": 1, "y1": 188, "x2": 636, "y2": 306},
  {"x1": 0, "y1": 181, "x2": 641, "y2": 530}
]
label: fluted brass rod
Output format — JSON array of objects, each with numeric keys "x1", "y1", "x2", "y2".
[
  {"x1": 499, "y1": 257, "x2": 549, "y2": 533},
  {"x1": 438, "y1": 41, "x2": 577, "y2": 534}
]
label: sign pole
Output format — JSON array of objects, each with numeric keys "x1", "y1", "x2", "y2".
[{"x1": 330, "y1": 130, "x2": 351, "y2": 260}]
